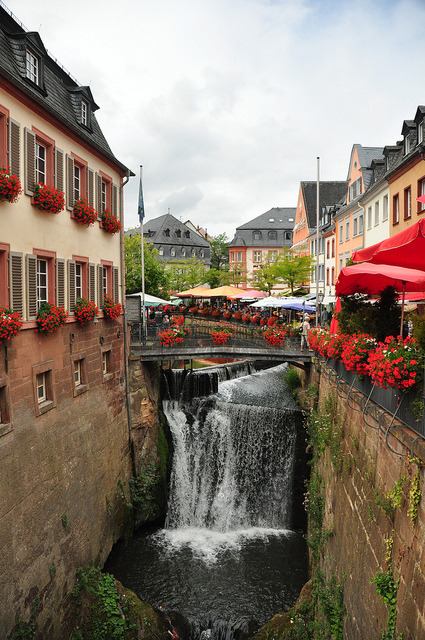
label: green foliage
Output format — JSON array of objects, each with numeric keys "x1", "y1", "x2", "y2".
[
  {"x1": 124, "y1": 235, "x2": 169, "y2": 296},
  {"x1": 49, "y1": 562, "x2": 56, "y2": 579},
  {"x1": 204, "y1": 267, "x2": 232, "y2": 288},
  {"x1": 71, "y1": 567, "x2": 136, "y2": 640},
  {"x1": 307, "y1": 396, "x2": 343, "y2": 472},
  {"x1": 337, "y1": 287, "x2": 400, "y2": 341},
  {"x1": 166, "y1": 257, "x2": 207, "y2": 291},
  {"x1": 285, "y1": 368, "x2": 302, "y2": 391},
  {"x1": 272, "y1": 249, "x2": 314, "y2": 295},
  {"x1": 373, "y1": 490, "x2": 395, "y2": 520},
  {"x1": 371, "y1": 570, "x2": 399, "y2": 640},
  {"x1": 314, "y1": 572, "x2": 345, "y2": 640},
  {"x1": 13, "y1": 595, "x2": 40, "y2": 639},
  {"x1": 61, "y1": 514, "x2": 68, "y2": 529},
  {"x1": 407, "y1": 470, "x2": 421, "y2": 524},
  {"x1": 209, "y1": 233, "x2": 229, "y2": 270},
  {"x1": 250, "y1": 254, "x2": 281, "y2": 295},
  {"x1": 129, "y1": 462, "x2": 162, "y2": 519},
  {"x1": 412, "y1": 313, "x2": 425, "y2": 350}
]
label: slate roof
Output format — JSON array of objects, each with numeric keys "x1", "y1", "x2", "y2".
[
  {"x1": 301, "y1": 182, "x2": 348, "y2": 229},
  {"x1": 353, "y1": 145, "x2": 385, "y2": 191},
  {"x1": 229, "y1": 207, "x2": 296, "y2": 248},
  {"x1": 0, "y1": 7, "x2": 131, "y2": 176}
]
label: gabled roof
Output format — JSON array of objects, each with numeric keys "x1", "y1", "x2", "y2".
[
  {"x1": 236, "y1": 207, "x2": 296, "y2": 230},
  {"x1": 301, "y1": 181, "x2": 348, "y2": 229},
  {"x1": 136, "y1": 213, "x2": 210, "y2": 248}
]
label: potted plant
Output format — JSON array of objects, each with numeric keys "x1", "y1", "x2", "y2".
[
  {"x1": 158, "y1": 326, "x2": 186, "y2": 346},
  {"x1": 36, "y1": 302, "x2": 67, "y2": 334},
  {"x1": 211, "y1": 323, "x2": 235, "y2": 344},
  {"x1": 32, "y1": 183, "x2": 65, "y2": 214},
  {"x1": 102, "y1": 295, "x2": 122, "y2": 320},
  {"x1": 74, "y1": 297, "x2": 99, "y2": 325},
  {"x1": 0, "y1": 167, "x2": 21, "y2": 203},
  {"x1": 0, "y1": 307, "x2": 23, "y2": 342},
  {"x1": 73, "y1": 198, "x2": 97, "y2": 226},
  {"x1": 368, "y1": 335, "x2": 422, "y2": 392},
  {"x1": 101, "y1": 209, "x2": 121, "y2": 234}
]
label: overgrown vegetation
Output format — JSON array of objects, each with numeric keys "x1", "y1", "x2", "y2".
[
  {"x1": 370, "y1": 570, "x2": 399, "y2": 640},
  {"x1": 284, "y1": 368, "x2": 302, "y2": 391},
  {"x1": 337, "y1": 286, "x2": 400, "y2": 341},
  {"x1": 13, "y1": 595, "x2": 40, "y2": 640}
]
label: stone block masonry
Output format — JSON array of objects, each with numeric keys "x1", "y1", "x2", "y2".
[
  {"x1": 0, "y1": 319, "x2": 132, "y2": 639},
  {"x1": 312, "y1": 359, "x2": 425, "y2": 640}
]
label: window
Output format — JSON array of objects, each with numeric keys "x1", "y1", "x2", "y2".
[
  {"x1": 101, "y1": 180, "x2": 107, "y2": 212},
  {"x1": 339, "y1": 255, "x2": 343, "y2": 272},
  {"x1": 35, "y1": 142, "x2": 46, "y2": 184},
  {"x1": 326, "y1": 268, "x2": 330, "y2": 286},
  {"x1": 33, "y1": 362, "x2": 55, "y2": 415},
  {"x1": 353, "y1": 217, "x2": 358, "y2": 237},
  {"x1": 81, "y1": 100, "x2": 88, "y2": 127},
  {"x1": 285, "y1": 231, "x2": 291, "y2": 241},
  {"x1": 359, "y1": 214, "x2": 364, "y2": 234},
  {"x1": 349, "y1": 177, "x2": 362, "y2": 201},
  {"x1": 164, "y1": 228, "x2": 170, "y2": 237},
  {"x1": 331, "y1": 238, "x2": 335, "y2": 258},
  {"x1": 26, "y1": 50, "x2": 38, "y2": 84},
  {"x1": 367, "y1": 207, "x2": 372, "y2": 230},
  {"x1": 374, "y1": 202, "x2": 380, "y2": 226},
  {"x1": 230, "y1": 252, "x2": 234, "y2": 262},
  {"x1": 37, "y1": 258, "x2": 48, "y2": 307},
  {"x1": 268, "y1": 231, "x2": 277, "y2": 240},
  {"x1": 404, "y1": 187, "x2": 411, "y2": 220},
  {"x1": 326, "y1": 241, "x2": 330, "y2": 259},
  {"x1": 158, "y1": 246, "x2": 164, "y2": 256},
  {"x1": 418, "y1": 178, "x2": 425, "y2": 213},
  {"x1": 269, "y1": 250, "x2": 277, "y2": 262},
  {"x1": 345, "y1": 219, "x2": 350, "y2": 241},
  {"x1": 75, "y1": 263, "x2": 82, "y2": 299},
  {"x1": 72, "y1": 355, "x2": 88, "y2": 396},
  {"x1": 383, "y1": 195, "x2": 389, "y2": 221},
  {"x1": 237, "y1": 251, "x2": 242, "y2": 261},
  {"x1": 253, "y1": 251, "x2": 261, "y2": 262},
  {"x1": 331, "y1": 267, "x2": 335, "y2": 285},
  {"x1": 74, "y1": 164, "x2": 81, "y2": 201},
  {"x1": 253, "y1": 231, "x2": 262, "y2": 241},
  {"x1": 345, "y1": 251, "x2": 350, "y2": 265},
  {"x1": 200, "y1": 250, "x2": 205, "y2": 258},
  {"x1": 184, "y1": 231, "x2": 190, "y2": 238},
  {"x1": 418, "y1": 121, "x2": 424, "y2": 144},
  {"x1": 102, "y1": 266, "x2": 108, "y2": 300},
  {"x1": 175, "y1": 230, "x2": 181, "y2": 238},
  {"x1": 339, "y1": 222, "x2": 343, "y2": 243},
  {"x1": 74, "y1": 359, "x2": 82, "y2": 386},
  {"x1": 170, "y1": 247, "x2": 176, "y2": 257},
  {"x1": 181, "y1": 248, "x2": 186, "y2": 257},
  {"x1": 36, "y1": 372, "x2": 47, "y2": 403},
  {"x1": 404, "y1": 135, "x2": 411, "y2": 156},
  {"x1": 191, "y1": 249, "x2": 196, "y2": 257},
  {"x1": 393, "y1": 194, "x2": 400, "y2": 225},
  {"x1": 102, "y1": 349, "x2": 112, "y2": 379}
]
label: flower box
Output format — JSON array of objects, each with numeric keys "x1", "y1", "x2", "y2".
[
  {"x1": 33, "y1": 183, "x2": 65, "y2": 214},
  {"x1": 101, "y1": 209, "x2": 121, "y2": 234},
  {"x1": 102, "y1": 295, "x2": 122, "y2": 320},
  {"x1": 0, "y1": 168, "x2": 21, "y2": 203},
  {"x1": 36, "y1": 302, "x2": 67, "y2": 334},
  {"x1": 74, "y1": 297, "x2": 99, "y2": 325},
  {"x1": 73, "y1": 198, "x2": 97, "y2": 226},
  {"x1": 158, "y1": 326, "x2": 187, "y2": 346},
  {"x1": 0, "y1": 307, "x2": 23, "y2": 342}
]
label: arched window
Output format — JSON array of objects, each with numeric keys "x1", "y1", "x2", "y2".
[
  {"x1": 158, "y1": 246, "x2": 164, "y2": 256},
  {"x1": 268, "y1": 231, "x2": 277, "y2": 241},
  {"x1": 170, "y1": 247, "x2": 176, "y2": 257},
  {"x1": 253, "y1": 231, "x2": 262, "y2": 241}
]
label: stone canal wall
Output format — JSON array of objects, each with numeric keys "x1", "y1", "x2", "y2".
[{"x1": 311, "y1": 359, "x2": 425, "y2": 640}]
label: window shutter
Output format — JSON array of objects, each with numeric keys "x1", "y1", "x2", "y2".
[
  {"x1": 56, "y1": 258, "x2": 65, "y2": 309},
  {"x1": 95, "y1": 173, "x2": 102, "y2": 219},
  {"x1": 87, "y1": 168, "x2": 94, "y2": 206},
  {"x1": 9, "y1": 252, "x2": 23, "y2": 316},
  {"x1": 24, "y1": 127, "x2": 35, "y2": 195},
  {"x1": 112, "y1": 266, "x2": 119, "y2": 303},
  {"x1": 88, "y1": 263, "x2": 96, "y2": 303},
  {"x1": 66, "y1": 154, "x2": 74, "y2": 211},
  {"x1": 55, "y1": 148, "x2": 64, "y2": 192},
  {"x1": 25, "y1": 253, "x2": 37, "y2": 320},
  {"x1": 97, "y1": 264, "x2": 103, "y2": 307},
  {"x1": 111, "y1": 184, "x2": 118, "y2": 217},
  {"x1": 8, "y1": 119, "x2": 20, "y2": 179},
  {"x1": 67, "y1": 259, "x2": 76, "y2": 313}
]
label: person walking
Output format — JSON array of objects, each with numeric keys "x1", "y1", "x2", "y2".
[{"x1": 300, "y1": 313, "x2": 310, "y2": 351}]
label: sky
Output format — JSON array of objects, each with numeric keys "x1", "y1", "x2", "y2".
[{"x1": 7, "y1": 0, "x2": 425, "y2": 239}]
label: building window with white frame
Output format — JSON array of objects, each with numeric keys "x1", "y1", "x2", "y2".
[
  {"x1": 74, "y1": 164, "x2": 81, "y2": 201},
  {"x1": 102, "y1": 266, "x2": 108, "y2": 300},
  {"x1": 367, "y1": 207, "x2": 372, "y2": 230},
  {"x1": 404, "y1": 187, "x2": 411, "y2": 220},
  {"x1": 418, "y1": 178, "x2": 425, "y2": 213},
  {"x1": 237, "y1": 251, "x2": 242, "y2": 261},
  {"x1": 353, "y1": 217, "x2": 358, "y2": 237},
  {"x1": 101, "y1": 180, "x2": 107, "y2": 212},
  {"x1": 253, "y1": 251, "x2": 261, "y2": 262},
  {"x1": 36, "y1": 372, "x2": 47, "y2": 404},
  {"x1": 75, "y1": 263, "x2": 82, "y2": 299},
  {"x1": 393, "y1": 194, "x2": 400, "y2": 225},
  {"x1": 269, "y1": 250, "x2": 277, "y2": 262},
  {"x1": 37, "y1": 259, "x2": 48, "y2": 307},
  {"x1": 81, "y1": 100, "x2": 88, "y2": 126},
  {"x1": 36, "y1": 142, "x2": 46, "y2": 184},
  {"x1": 383, "y1": 195, "x2": 389, "y2": 221},
  {"x1": 359, "y1": 213, "x2": 364, "y2": 234},
  {"x1": 74, "y1": 359, "x2": 82, "y2": 387},
  {"x1": 374, "y1": 202, "x2": 380, "y2": 226},
  {"x1": 345, "y1": 219, "x2": 350, "y2": 241},
  {"x1": 26, "y1": 50, "x2": 38, "y2": 84}
]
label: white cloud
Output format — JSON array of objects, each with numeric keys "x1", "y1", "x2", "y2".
[{"x1": 8, "y1": 0, "x2": 425, "y2": 238}]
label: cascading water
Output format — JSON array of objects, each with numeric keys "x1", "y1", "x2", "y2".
[{"x1": 105, "y1": 364, "x2": 308, "y2": 640}]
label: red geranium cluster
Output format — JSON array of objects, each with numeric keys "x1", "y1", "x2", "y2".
[
  {"x1": 263, "y1": 327, "x2": 286, "y2": 346},
  {"x1": 222, "y1": 310, "x2": 231, "y2": 320},
  {"x1": 158, "y1": 326, "x2": 186, "y2": 346},
  {"x1": 211, "y1": 323, "x2": 235, "y2": 344},
  {"x1": 73, "y1": 198, "x2": 97, "y2": 225},
  {"x1": 233, "y1": 311, "x2": 242, "y2": 320},
  {"x1": 341, "y1": 333, "x2": 376, "y2": 375},
  {"x1": 368, "y1": 335, "x2": 422, "y2": 391},
  {"x1": 267, "y1": 317, "x2": 277, "y2": 327},
  {"x1": 242, "y1": 313, "x2": 251, "y2": 324},
  {"x1": 325, "y1": 333, "x2": 347, "y2": 360},
  {"x1": 200, "y1": 307, "x2": 211, "y2": 315},
  {"x1": 0, "y1": 307, "x2": 23, "y2": 342},
  {"x1": 102, "y1": 295, "x2": 122, "y2": 320},
  {"x1": 189, "y1": 306, "x2": 198, "y2": 313},
  {"x1": 250, "y1": 314, "x2": 261, "y2": 324},
  {"x1": 74, "y1": 297, "x2": 99, "y2": 325},
  {"x1": 33, "y1": 183, "x2": 65, "y2": 214},
  {"x1": 211, "y1": 309, "x2": 221, "y2": 317},
  {"x1": 101, "y1": 209, "x2": 121, "y2": 234},
  {"x1": 36, "y1": 302, "x2": 67, "y2": 334},
  {"x1": 170, "y1": 314, "x2": 185, "y2": 326},
  {"x1": 259, "y1": 317, "x2": 268, "y2": 326},
  {"x1": 0, "y1": 167, "x2": 21, "y2": 203}
]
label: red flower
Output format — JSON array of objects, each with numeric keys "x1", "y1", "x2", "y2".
[
  {"x1": 74, "y1": 297, "x2": 99, "y2": 324},
  {"x1": 73, "y1": 198, "x2": 97, "y2": 226},
  {"x1": 0, "y1": 307, "x2": 23, "y2": 341},
  {"x1": 101, "y1": 209, "x2": 121, "y2": 234},
  {"x1": 0, "y1": 167, "x2": 21, "y2": 203},
  {"x1": 102, "y1": 295, "x2": 122, "y2": 320},
  {"x1": 36, "y1": 302, "x2": 67, "y2": 334},
  {"x1": 33, "y1": 183, "x2": 65, "y2": 214}
]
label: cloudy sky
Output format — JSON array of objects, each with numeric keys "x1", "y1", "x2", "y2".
[{"x1": 8, "y1": 0, "x2": 425, "y2": 238}]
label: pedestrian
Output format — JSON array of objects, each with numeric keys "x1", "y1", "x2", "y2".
[{"x1": 301, "y1": 313, "x2": 310, "y2": 351}]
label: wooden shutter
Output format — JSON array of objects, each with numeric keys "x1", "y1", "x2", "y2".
[
  {"x1": 9, "y1": 252, "x2": 23, "y2": 316},
  {"x1": 55, "y1": 148, "x2": 64, "y2": 192},
  {"x1": 8, "y1": 119, "x2": 20, "y2": 179},
  {"x1": 25, "y1": 253, "x2": 37, "y2": 320},
  {"x1": 112, "y1": 266, "x2": 119, "y2": 303},
  {"x1": 88, "y1": 263, "x2": 96, "y2": 303},
  {"x1": 56, "y1": 258, "x2": 65, "y2": 309},
  {"x1": 111, "y1": 184, "x2": 118, "y2": 217},
  {"x1": 97, "y1": 264, "x2": 103, "y2": 307},
  {"x1": 95, "y1": 172, "x2": 102, "y2": 219},
  {"x1": 87, "y1": 168, "x2": 94, "y2": 206},
  {"x1": 24, "y1": 128, "x2": 35, "y2": 195},
  {"x1": 66, "y1": 154, "x2": 74, "y2": 210},
  {"x1": 67, "y1": 259, "x2": 76, "y2": 313}
]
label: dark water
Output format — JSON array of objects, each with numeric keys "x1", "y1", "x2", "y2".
[{"x1": 105, "y1": 364, "x2": 308, "y2": 640}]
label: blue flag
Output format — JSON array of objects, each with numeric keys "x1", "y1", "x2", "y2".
[{"x1": 138, "y1": 174, "x2": 145, "y2": 222}]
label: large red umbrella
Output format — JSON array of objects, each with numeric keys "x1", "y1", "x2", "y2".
[
  {"x1": 352, "y1": 219, "x2": 425, "y2": 270},
  {"x1": 335, "y1": 262, "x2": 425, "y2": 334}
]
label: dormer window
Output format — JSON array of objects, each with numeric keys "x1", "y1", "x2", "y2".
[
  {"x1": 268, "y1": 231, "x2": 277, "y2": 240},
  {"x1": 81, "y1": 100, "x2": 88, "y2": 127},
  {"x1": 164, "y1": 228, "x2": 170, "y2": 237},
  {"x1": 184, "y1": 231, "x2": 190, "y2": 238},
  {"x1": 175, "y1": 229, "x2": 181, "y2": 238},
  {"x1": 253, "y1": 231, "x2": 262, "y2": 241},
  {"x1": 404, "y1": 135, "x2": 411, "y2": 156},
  {"x1": 26, "y1": 49, "x2": 39, "y2": 84},
  {"x1": 418, "y1": 122, "x2": 424, "y2": 145}
]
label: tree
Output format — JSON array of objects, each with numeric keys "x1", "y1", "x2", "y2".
[
  {"x1": 228, "y1": 261, "x2": 247, "y2": 287},
  {"x1": 249, "y1": 256, "x2": 279, "y2": 295},
  {"x1": 166, "y1": 257, "x2": 207, "y2": 292},
  {"x1": 210, "y1": 233, "x2": 230, "y2": 271},
  {"x1": 124, "y1": 235, "x2": 169, "y2": 297},
  {"x1": 273, "y1": 249, "x2": 314, "y2": 295},
  {"x1": 204, "y1": 268, "x2": 232, "y2": 289}
]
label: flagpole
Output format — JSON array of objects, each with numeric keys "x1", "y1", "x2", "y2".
[
  {"x1": 316, "y1": 157, "x2": 320, "y2": 327},
  {"x1": 139, "y1": 165, "x2": 147, "y2": 340}
]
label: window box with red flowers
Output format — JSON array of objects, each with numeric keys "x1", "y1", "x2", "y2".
[
  {"x1": 250, "y1": 314, "x2": 261, "y2": 324},
  {"x1": 36, "y1": 302, "x2": 67, "y2": 334},
  {"x1": 341, "y1": 333, "x2": 376, "y2": 376},
  {"x1": 102, "y1": 295, "x2": 122, "y2": 320},
  {"x1": 170, "y1": 314, "x2": 185, "y2": 326},
  {"x1": 232, "y1": 311, "x2": 242, "y2": 321},
  {"x1": 74, "y1": 297, "x2": 99, "y2": 325},
  {"x1": 32, "y1": 183, "x2": 65, "y2": 214},
  {"x1": 211, "y1": 324, "x2": 235, "y2": 344},
  {"x1": 211, "y1": 309, "x2": 221, "y2": 318},
  {"x1": 242, "y1": 313, "x2": 251, "y2": 324},
  {"x1": 263, "y1": 326, "x2": 286, "y2": 346},
  {"x1": 73, "y1": 198, "x2": 97, "y2": 226},
  {"x1": 0, "y1": 167, "x2": 21, "y2": 204},
  {"x1": 222, "y1": 310, "x2": 231, "y2": 320},
  {"x1": 158, "y1": 326, "x2": 187, "y2": 346},
  {"x1": 101, "y1": 209, "x2": 121, "y2": 234},
  {"x1": 0, "y1": 307, "x2": 23, "y2": 342},
  {"x1": 368, "y1": 335, "x2": 423, "y2": 392},
  {"x1": 200, "y1": 307, "x2": 211, "y2": 316},
  {"x1": 189, "y1": 306, "x2": 199, "y2": 314}
]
